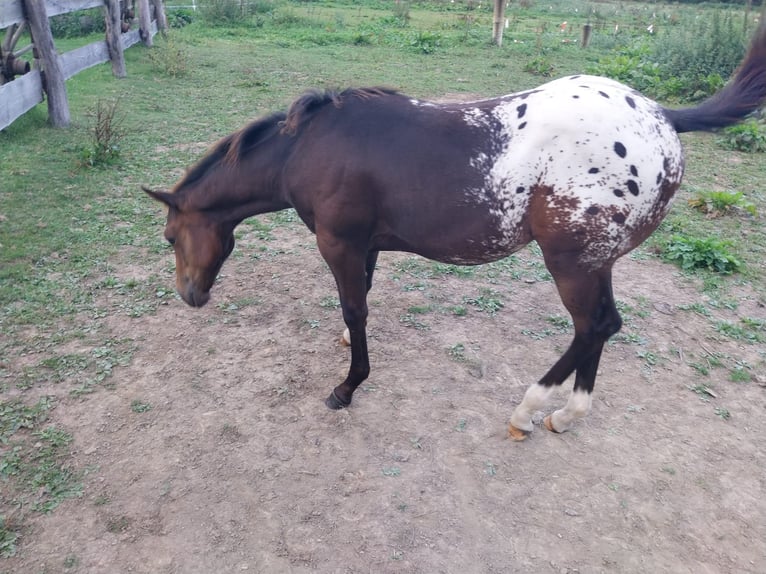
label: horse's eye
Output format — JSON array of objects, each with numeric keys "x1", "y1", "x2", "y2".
[{"x1": 167, "y1": 237, "x2": 176, "y2": 246}]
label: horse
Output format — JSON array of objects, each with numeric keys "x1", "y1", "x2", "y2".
[{"x1": 145, "y1": 22, "x2": 766, "y2": 441}]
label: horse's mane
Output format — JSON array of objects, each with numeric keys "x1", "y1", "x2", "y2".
[
  {"x1": 173, "y1": 112, "x2": 287, "y2": 192},
  {"x1": 173, "y1": 87, "x2": 397, "y2": 193},
  {"x1": 281, "y1": 87, "x2": 399, "y2": 135}
]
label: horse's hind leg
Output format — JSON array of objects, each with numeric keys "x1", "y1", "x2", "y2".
[
  {"x1": 508, "y1": 261, "x2": 622, "y2": 440},
  {"x1": 341, "y1": 250, "x2": 379, "y2": 346},
  {"x1": 316, "y1": 234, "x2": 373, "y2": 409}
]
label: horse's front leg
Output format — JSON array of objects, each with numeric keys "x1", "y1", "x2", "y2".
[{"x1": 317, "y1": 234, "x2": 371, "y2": 409}]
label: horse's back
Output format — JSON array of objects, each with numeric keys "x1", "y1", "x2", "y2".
[{"x1": 285, "y1": 79, "x2": 685, "y2": 267}]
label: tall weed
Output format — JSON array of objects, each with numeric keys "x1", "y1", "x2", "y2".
[{"x1": 589, "y1": 12, "x2": 748, "y2": 101}]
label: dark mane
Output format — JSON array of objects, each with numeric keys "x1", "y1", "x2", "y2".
[
  {"x1": 174, "y1": 88, "x2": 398, "y2": 192},
  {"x1": 173, "y1": 112, "x2": 286, "y2": 193},
  {"x1": 281, "y1": 87, "x2": 399, "y2": 135}
]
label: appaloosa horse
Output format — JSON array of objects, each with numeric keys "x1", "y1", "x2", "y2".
[{"x1": 146, "y1": 23, "x2": 766, "y2": 440}]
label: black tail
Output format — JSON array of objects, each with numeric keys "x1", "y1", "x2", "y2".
[{"x1": 664, "y1": 21, "x2": 766, "y2": 134}]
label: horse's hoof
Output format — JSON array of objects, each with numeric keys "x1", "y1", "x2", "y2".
[
  {"x1": 543, "y1": 415, "x2": 559, "y2": 433},
  {"x1": 508, "y1": 424, "x2": 530, "y2": 441},
  {"x1": 325, "y1": 390, "x2": 350, "y2": 410}
]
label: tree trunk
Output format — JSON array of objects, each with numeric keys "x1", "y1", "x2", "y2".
[
  {"x1": 137, "y1": 0, "x2": 153, "y2": 46},
  {"x1": 104, "y1": 0, "x2": 126, "y2": 78},
  {"x1": 492, "y1": 0, "x2": 505, "y2": 47},
  {"x1": 23, "y1": 0, "x2": 70, "y2": 126}
]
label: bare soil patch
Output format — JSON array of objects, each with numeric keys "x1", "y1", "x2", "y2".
[{"x1": 4, "y1": 221, "x2": 766, "y2": 574}]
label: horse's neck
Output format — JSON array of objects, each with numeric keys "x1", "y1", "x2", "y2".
[{"x1": 193, "y1": 164, "x2": 289, "y2": 223}]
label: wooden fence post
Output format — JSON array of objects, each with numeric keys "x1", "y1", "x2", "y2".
[
  {"x1": 104, "y1": 0, "x2": 126, "y2": 77},
  {"x1": 153, "y1": 0, "x2": 168, "y2": 33},
  {"x1": 492, "y1": 0, "x2": 505, "y2": 47},
  {"x1": 137, "y1": 0, "x2": 153, "y2": 46},
  {"x1": 22, "y1": 0, "x2": 70, "y2": 126}
]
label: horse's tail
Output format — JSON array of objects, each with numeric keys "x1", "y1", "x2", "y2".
[{"x1": 664, "y1": 21, "x2": 766, "y2": 134}]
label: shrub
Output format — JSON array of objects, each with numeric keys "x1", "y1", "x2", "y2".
[
  {"x1": 146, "y1": 34, "x2": 190, "y2": 77},
  {"x1": 79, "y1": 100, "x2": 126, "y2": 168},
  {"x1": 652, "y1": 11, "x2": 745, "y2": 100},
  {"x1": 589, "y1": 11, "x2": 748, "y2": 101},
  {"x1": 50, "y1": 8, "x2": 105, "y2": 38},
  {"x1": 167, "y1": 8, "x2": 195, "y2": 29}
]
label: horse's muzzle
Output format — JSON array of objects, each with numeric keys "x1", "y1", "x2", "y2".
[{"x1": 177, "y1": 280, "x2": 211, "y2": 308}]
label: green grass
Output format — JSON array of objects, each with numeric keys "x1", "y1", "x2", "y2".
[{"x1": 2, "y1": 0, "x2": 766, "y2": 558}]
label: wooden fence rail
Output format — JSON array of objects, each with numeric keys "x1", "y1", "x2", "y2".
[{"x1": 0, "y1": 0, "x2": 165, "y2": 130}]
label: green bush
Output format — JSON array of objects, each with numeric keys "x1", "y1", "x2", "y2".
[
  {"x1": 410, "y1": 31, "x2": 442, "y2": 54},
  {"x1": 50, "y1": 8, "x2": 105, "y2": 38},
  {"x1": 146, "y1": 34, "x2": 190, "y2": 78},
  {"x1": 589, "y1": 12, "x2": 748, "y2": 101},
  {"x1": 167, "y1": 8, "x2": 195, "y2": 29},
  {"x1": 717, "y1": 118, "x2": 766, "y2": 152},
  {"x1": 661, "y1": 234, "x2": 742, "y2": 274}
]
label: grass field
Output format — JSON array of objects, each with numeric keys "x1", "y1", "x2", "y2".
[{"x1": 1, "y1": 0, "x2": 765, "y2": 561}]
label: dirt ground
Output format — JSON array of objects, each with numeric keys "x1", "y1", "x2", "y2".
[{"x1": 4, "y1": 217, "x2": 766, "y2": 574}]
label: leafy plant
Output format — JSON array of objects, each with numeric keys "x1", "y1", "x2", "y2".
[
  {"x1": 463, "y1": 289, "x2": 504, "y2": 315},
  {"x1": 523, "y1": 55, "x2": 555, "y2": 77},
  {"x1": 714, "y1": 406, "x2": 731, "y2": 420},
  {"x1": 130, "y1": 400, "x2": 152, "y2": 413},
  {"x1": 447, "y1": 343, "x2": 467, "y2": 362},
  {"x1": 661, "y1": 234, "x2": 741, "y2": 274},
  {"x1": 0, "y1": 516, "x2": 18, "y2": 557},
  {"x1": 410, "y1": 31, "x2": 442, "y2": 54},
  {"x1": 688, "y1": 190, "x2": 757, "y2": 217},
  {"x1": 167, "y1": 8, "x2": 195, "y2": 28},
  {"x1": 717, "y1": 119, "x2": 766, "y2": 153}
]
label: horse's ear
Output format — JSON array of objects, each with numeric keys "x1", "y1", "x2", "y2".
[{"x1": 143, "y1": 186, "x2": 177, "y2": 209}]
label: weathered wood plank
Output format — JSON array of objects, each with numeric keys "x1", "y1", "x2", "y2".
[
  {"x1": 0, "y1": 0, "x2": 24, "y2": 28},
  {"x1": 59, "y1": 38, "x2": 109, "y2": 79},
  {"x1": 1, "y1": 0, "x2": 103, "y2": 29},
  {"x1": 0, "y1": 69, "x2": 42, "y2": 130},
  {"x1": 122, "y1": 19, "x2": 156, "y2": 49}
]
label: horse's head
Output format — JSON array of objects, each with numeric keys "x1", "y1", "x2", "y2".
[{"x1": 144, "y1": 188, "x2": 235, "y2": 307}]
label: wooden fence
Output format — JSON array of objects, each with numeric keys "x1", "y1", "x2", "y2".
[{"x1": 0, "y1": 0, "x2": 167, "y2": 130}]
